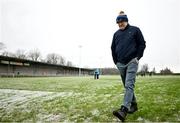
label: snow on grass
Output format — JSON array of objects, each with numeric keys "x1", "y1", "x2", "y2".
[
  {"x1": 91, "y1": 109, "x2": 100, "y2": 116},
  {"x1": 0, "y1": 89, "x2": 76, "y2": 121},
  {"x1": 37, "y1": 113, "x2": 64, "y2": 122},
  {"x1": 0, "y1": 89, "x2": 74, "y2": 109}
]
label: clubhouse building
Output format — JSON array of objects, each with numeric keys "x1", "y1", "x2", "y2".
[{"x1": 0, "y1": 55, "x2": 93, "y2": 77}]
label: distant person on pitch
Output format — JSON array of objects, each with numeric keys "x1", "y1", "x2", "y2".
[
  {"x1": 111, "y1": 11, "x2": 146, "y2": 121},
  {"x1": 94, "y1": 68, "x2": 100, "y2": 79}
]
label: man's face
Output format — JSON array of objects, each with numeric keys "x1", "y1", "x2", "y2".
[{"x1": 118, "y1": 21, "x2": 128, "y2": 30}]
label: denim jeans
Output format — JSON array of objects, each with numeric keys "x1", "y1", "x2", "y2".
[{"x1": 116, "y1": 58, "x2": 139, "y2": 109}]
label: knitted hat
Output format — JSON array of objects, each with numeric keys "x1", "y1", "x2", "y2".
[{"x1": 116, "y1": 11, "x2": 128, "y2": 23}]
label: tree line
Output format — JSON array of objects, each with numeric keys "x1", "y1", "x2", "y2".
[
  {"x1": 0, "y1": 42, "x2": 175, "y2": 73},
  {"x1": 137, "y1": 64, "x2": 173, "y2": 76},
  {"x1": 100, "y1": 64, "x2": 174, "y2": 75},
  {"x1": 0, "y1": 42, "x2": 74, "y2": 67}
]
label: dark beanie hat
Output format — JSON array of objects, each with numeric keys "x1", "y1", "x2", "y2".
[
  {"x1": 116, "y1": 11, "x2": 128, "y2": 23},
  {"x1": 116, "y1": 15, "x2": 128, "y2": 23}
]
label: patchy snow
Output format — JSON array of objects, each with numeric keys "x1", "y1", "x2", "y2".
[
  {"x1": 37, "y1": 113, "x2": 63, "y2": 121},
  {"x1": 137, "y1": 116, "x2": 143, "y2": 121},
  {"x1": 137, "y1": 117, "x2": 151, "y2": 122},
  {"x1": 84, "y1": 117, "x2": 91, "y2": 122},
  {"x1": 91, "y1": 109, "x2": 100, "y2": 116},
  {"x1": 0, "y1": 89, "x2": 76, "y2": 121},
  {"x1": 0, "y1": 89, "x2": 74, "y2": 110}
]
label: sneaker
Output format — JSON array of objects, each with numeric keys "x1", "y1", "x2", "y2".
[
  {"x1": 113, "y1": 105, "x2": 128, "y2": 122},
  {"x1": 127, "y1": 102, "x2": 138, "y2": 114}
]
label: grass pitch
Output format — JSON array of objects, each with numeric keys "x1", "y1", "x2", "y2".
[{"x1": 0, "y1": 75, "x2": 179, "y2": 122}]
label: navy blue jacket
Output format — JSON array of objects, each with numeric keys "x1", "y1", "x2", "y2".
[{"x1": 111, "y1": 24, "x2": 146, "y2": 64}]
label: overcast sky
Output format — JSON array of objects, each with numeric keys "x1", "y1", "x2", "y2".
[{"x1": 0, "y1": 0, "x2": 180, "y2": 72}]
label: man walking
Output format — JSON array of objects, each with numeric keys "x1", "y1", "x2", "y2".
[{"x1": 111, "y1": 11, "x2": 146, "y2": 121}]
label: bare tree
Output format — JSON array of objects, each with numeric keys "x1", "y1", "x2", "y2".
[
  {"x1": 59, "y1": 56, "x2": 66, "y2": 65},
  {"x1": 1, "y1": 51, "x2": 9, "y2": 56},
  {"x1": 28, "y1": 48, "x2": 41, "y2": 61},
  {"x1": 139, "y1": 64, "x2": 149, "y2": 76},
  {"x1": 46, "y1": 53, "x2": 60, "y2": 64},
  {"x1": 160, "y1": 67, "x2": 173, "y2": 75},
  {"x1": 46, "y1": 53, "x2": 66, "y2": 65},
  {"x1": 66, "y1": 61, "x2": 73, "y2": 67},
  {"x1": 0, "y1": 42, "x2": 6, "y2": 55},
  {"x1": 15, "y1": 49, "x2": 27, "y2": 59},
  {"x1": 0, "y1": 42, "x2": 6, "y2": 51},
  {"x1": 141, "y1": 64, "x2": 149, "y2": 73},
  {"x1": 152, "y1": 67, "x2": 156, "y2": 74},
  {"x1": 1, "y1": 51, "x2": 15, "y2": 57}
]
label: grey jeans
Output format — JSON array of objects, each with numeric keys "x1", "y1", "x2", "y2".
[{"x1": 116, "y1": 58, "x2": 139, "y2": 109}]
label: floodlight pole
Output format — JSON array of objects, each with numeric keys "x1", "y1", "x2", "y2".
[{"x1": 78, "y1": 45, "x2": 82, "y2": 76}]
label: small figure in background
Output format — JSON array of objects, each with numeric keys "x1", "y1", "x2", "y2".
[{"x1": 94, "y1": 68, "x2": 100, "y2": 79}]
